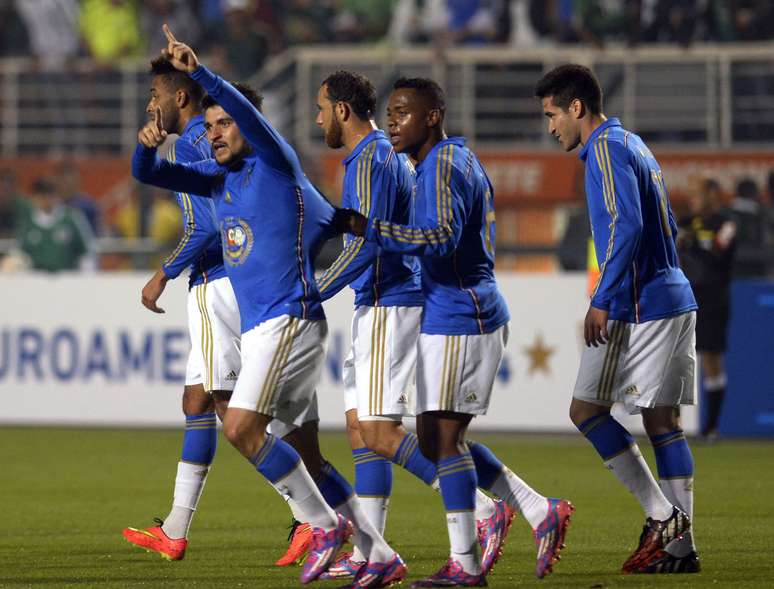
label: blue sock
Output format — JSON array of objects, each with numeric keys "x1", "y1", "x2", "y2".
[
  {"x1": 437, "y1": 453, "x2": 478, "y2": 511},
  {"x1": 353, "y1": 448, "x2": 393, "y2": 498},
  {"x1": 466, "y1": 440, "x2": 504, "y2": 490},
  {"x1": 650, "y1": 430, "x2": 694, "y2": 478},
  {"x1": 250, "y1": 434, "x2": 301, "y2": 483},
  {"x1": 315, "y1": 461, "x2": 354, "y2": 509},
  {"x1": 392, "y1": 432, "x2": 437, "y2": 485},
  {"x1": 577, "y1": 414, "x2": 635, "y2": 461},
  {"x1": 181, "y1": 412, "x2": 217, "y2": 465}
]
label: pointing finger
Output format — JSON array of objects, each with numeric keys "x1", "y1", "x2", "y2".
[{"x1": 163, "y1": 23, "x2": 177, "y2": 44}]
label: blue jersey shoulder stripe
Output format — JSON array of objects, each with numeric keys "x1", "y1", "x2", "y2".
[{"x1": 591, "y1": 131, "x2": 618, "y2": 299}]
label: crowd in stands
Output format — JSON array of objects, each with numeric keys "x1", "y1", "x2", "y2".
[{"x1": 1, "y1": 2, "x2": 772, "y2": 75}]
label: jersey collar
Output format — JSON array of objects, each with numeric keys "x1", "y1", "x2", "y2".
[
  {"x1": 343, "y1": 129, "x2": 386, "y2": 166},
  {"x1": 416, "y1": 136, "x2": 466, "y2": 173},
  {"x1": 579, "y1": 117, "x2": 621, "y2": 161},
  {"x1": 181, "y1": 114, "x2": 205, "y2": 137}
]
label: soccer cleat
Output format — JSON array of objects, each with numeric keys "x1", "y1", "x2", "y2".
[
  {"x1": 621, "y1": 507, "x2": 691, "y2": 574},
  {"x1": 318, "y1": 551, "x2": 365, "y2": 580},
  {"x1": 534, "y1": 498, "x2": 574, "y2": 579},
  {"x1": 341, "y1": 553, "x2": 408, "y2": 588},
  {"x1": 477, "y1": 499, "x2": 515, "y2": 575},
  {"x1": 634, "y1": 549, "x2": 701, "y2": 574},
  {"x1": 275, "y1": 519, "x2": 313, "y2": 566},
  {"x1": 122, "y1": 518, "x2": 187, "y2": 561},
  {"x1": 300, "y1": 514, "x2": 354, "y2": 584},
  {"x1": 410, "y1": 558, "x2": 487, "y2": 587}
]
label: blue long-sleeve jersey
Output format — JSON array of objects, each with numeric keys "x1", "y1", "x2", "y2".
[
  {"x1": 316, "y1": 130, "x2": 423, "y2": 308},
  {"x1": 365, "y1": 137, "x2": 510, "y2": 336},
  {"x1": 133, "y1": 65, "x2": 338, "y2": 333},
  {"x1": 161, "y1": 115, "x2": 227, "y2": 288},
  {"x1": 580, "y1": 118, "x2": 697, "y2": 323}
]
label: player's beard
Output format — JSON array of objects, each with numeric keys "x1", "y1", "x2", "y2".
[{"x1": 325, "y1": 115, "x2": 344, "y2": 149}]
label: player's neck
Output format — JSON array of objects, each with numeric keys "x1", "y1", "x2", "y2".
[
  {"x1": 414, "y1": 129, "x2": 447, "y2": 164},
  {"x1": 580, "y1": 113, "x2": 607, "y2": 146},
  {"x1": 344, "y1": 119, "x2": 378, "y2": 154},
  {"x1": 176, "y1": 108, "x2": 202, "y2": 135}
]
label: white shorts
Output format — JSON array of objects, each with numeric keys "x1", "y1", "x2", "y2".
[
  {"x1": 228, "y1": 315, "x2": 324, "y2": 431},
  {"x1": 415, "y1": 324, "x2": 509, "y2": 415},
  {"x1": 342, "y1": 305, "x2": 421, "y2": 420},
  {"x1": 185, "y1": 277, "x2": 241, "y2": 392},
  {"x1": 573, "y1": 311, "x2": 697, "y2": 414}
]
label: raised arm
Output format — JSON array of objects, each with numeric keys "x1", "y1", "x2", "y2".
[{"x1": 161, "y1": 24, "x2": 296, "y2": 177}]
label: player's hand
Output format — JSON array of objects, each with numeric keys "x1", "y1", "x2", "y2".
[
  {"x1": 584, "y1": 305, "x2": 609, "y2": 347},
  {"x1": 332, "y1": 208, "x2": 367, "y2": 236},
  {"x1": 138, "y1": 107, "x2": 167, "y2": 148},
  {"x1": 141, "y1": 269, "x2": 169, "y2": 313},
  {"x1": 161, "y1": 24, "x2": 199, "y2": 73}
]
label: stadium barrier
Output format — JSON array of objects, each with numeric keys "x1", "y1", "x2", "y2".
[{"x1": 0, "y1": 272, "x2": 700, "y2": 435}]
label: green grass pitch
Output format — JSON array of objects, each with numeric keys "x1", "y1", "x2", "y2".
[{"x1": 1, "y1": 427, "x2": 772, "y2": 588}]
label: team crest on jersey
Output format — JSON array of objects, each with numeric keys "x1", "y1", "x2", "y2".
[{"x1": 221, "y1": 217, "x2": 254, "y2": 266}]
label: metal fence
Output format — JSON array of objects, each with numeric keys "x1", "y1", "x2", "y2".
[{"x1": 1, "y1": 43, "x2": 773, "y2": 156}]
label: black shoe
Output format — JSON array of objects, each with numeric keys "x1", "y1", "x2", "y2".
[{"x1": 636, "y1": 549, "x2": 701, "y2": 574}]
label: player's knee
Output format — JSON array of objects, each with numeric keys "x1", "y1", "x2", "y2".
[{"x1": 569, "y1": 399, "x2": 601, "y2": 428}]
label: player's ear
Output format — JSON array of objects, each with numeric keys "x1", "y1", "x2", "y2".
[
  {"x1": 427, "y1": 108, "x2": 441, "y2": 128},
  {"x1": 336, "y1": 101, "x2": 350, "y2": 122},
  {"x1": 176, "y1": 89, "x2": 189, "y2": 109},
  {"x1": 570, "y1": 98, "x2": 585, "y2": 120}
]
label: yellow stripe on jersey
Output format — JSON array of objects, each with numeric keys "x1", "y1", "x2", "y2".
[
  {"x1": 317, "y1": 144, "x2": 375, "y2": 292},
  {"x1": 591, "y1": 131, "x2": 618, "y2": 299},
  {"x1": 163, "y1": 142, "x2": 197, "y2": 269}
]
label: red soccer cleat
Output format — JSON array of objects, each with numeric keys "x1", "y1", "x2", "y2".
[
  {"x1": 122, "y1": 519, "x2": 187, "y2": 561},
  {"x1": 275, "y1": 519, "x2": 313, "y2": 566}
]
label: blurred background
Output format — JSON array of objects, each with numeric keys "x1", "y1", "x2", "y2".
[{"x1": 0, "y1": 0, "x2": 772, "y2": 438}]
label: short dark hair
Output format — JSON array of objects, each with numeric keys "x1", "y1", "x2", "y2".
[
  {"x1": 534, "y1": 64, "x2": 603, "y2": 115},
  {"x1": 321, "y1": 70, "x2": 376, "y2": 121},
  {"x1": 32, "y1": 177, "x2": 56, "y2": 194},
  {"x1": 201, "y1": 82, "x2": 263, "y2": 113},
  {"x1": 393, "y1": 77, "x2": 446, "y2": 116},
  {"x1": 149, "y1": 57, "x2": 205, "y2": 105}
]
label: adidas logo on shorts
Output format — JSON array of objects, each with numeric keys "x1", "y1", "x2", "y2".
[
  {"x1": 464, "y1": 392, "x2": 478, "y2": 403},
  {"x1": 397, "y1": 394, "x2": 408, "y2": 404},
  {"x1": 226, "y1": 370, "x2": 238, "y2": 381}
]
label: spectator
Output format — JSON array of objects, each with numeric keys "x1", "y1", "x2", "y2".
[
  {"x1": 728, "y1": 178, "x2": 767, "y2": 277},
  {"x1": 644, "y1": 0, "x2": 699, "y2": 46},
  {"x1": 54, "y1": 160, "x2": 100, "y2": 235},
  {"x1": 333, "y1": 0, "x2": 397, "y2": 43},
  {"x1": 15, "y1": 177, "x2": 95, "y2": 272},
  {"x1": 14, "y1": 0, "x2": 79, "y2": 68},
  {"x1": 0, "y1": 169, "x2": 26, "y2": 239},
  {"x1": 282, "y1": 0, "x2": 335, "y2": 46},
  {"x1": 140, "y1": 0, "x2": 200, "y2": 59},
  {"x1": 0, "y1": 1, "x2": 30, "y2": 57},
  {"x1": 80, "y1": 0, "x2": 143, "y2": 64},
  {"x1": 218, "y1": 0, "x2": 271, "y2": 79}
]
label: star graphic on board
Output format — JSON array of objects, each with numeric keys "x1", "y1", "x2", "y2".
[{"x1": 523, "y1": 333, "x2": 555, "y2": 376}]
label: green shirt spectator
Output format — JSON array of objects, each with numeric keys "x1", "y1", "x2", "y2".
[
  {"x1": 16, "y1": 178, "x2": 95, "y2": 272},
  {"x1": 80, "y1": 0, "x2": 143, "y2": 62}
]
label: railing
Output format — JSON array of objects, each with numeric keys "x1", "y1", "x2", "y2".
[{"x1": 1, "y1": 43, "x2": 773, "y2": 156}]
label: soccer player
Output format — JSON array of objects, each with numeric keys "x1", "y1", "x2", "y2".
[
  {"x1": 132, "y1": 26, "x2": 402, "y2": 586},
  {"x1": 344, "y1": 78, "x2": 573, "y2": 586},
  {"x1": 123, "y1": 57, "x2": 241, "y2": 561},
  {"x1": 535, "y1": 64, "x2": 700, "y2": 574},
  {"x1": 314, "y1": 71, "x2": 511, "y2": 581}
]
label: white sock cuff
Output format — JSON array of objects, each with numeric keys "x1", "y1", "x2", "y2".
[{"x1": 704, "y1": 374, "x2": 727, "y2": 391}]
